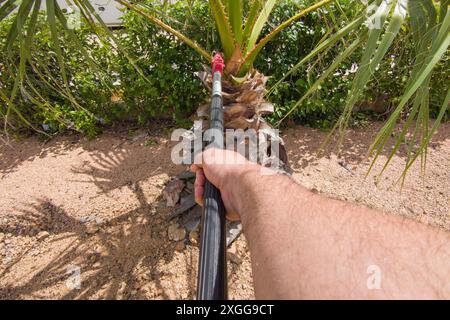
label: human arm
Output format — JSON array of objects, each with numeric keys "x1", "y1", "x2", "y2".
[{"x1": 191, "y1": 149, "x2": 450, "y2": 299}]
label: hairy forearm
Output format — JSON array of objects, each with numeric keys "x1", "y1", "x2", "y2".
[{"x1": 230, "y1": 170, "x2": 450, "y2": 299}]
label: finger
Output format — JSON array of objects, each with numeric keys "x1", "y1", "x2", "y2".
[
  {"x1": 195, "y1": 168, "x2": 206, "y2": 187},
  {"x1": 190, "y1": 163, "x2": 201, "y2": 173},
  {"x1": 226, "y1": 211, "x2": 241, "y2": 221},
  {"x1": 194, "y1": 169, "x2": 205, "y2": 206}
]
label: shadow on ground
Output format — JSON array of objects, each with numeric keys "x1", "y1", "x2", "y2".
[
  {"x1": 0, "y1": 121, "x2": 448, "y2": 299},
  {"x1": 282, "y1": 121, "x2": 450, "y2": 171},
  {"x1": 0, "y1": 122, "x2": 186, "y2": 299}
]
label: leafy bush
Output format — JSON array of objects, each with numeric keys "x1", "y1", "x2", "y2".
[
  {"x1": 1, "y1": 0, "x2": 448, "y2": 136},
  {"x1": 0, "y1": 13, "x2": 116, "y2": 137},
  {"x1": 255, "y1": 0, "x2": 359, "y2": 128},
  {"x1": 114, "y1": 0, "x2": 217, "y2": 127}
]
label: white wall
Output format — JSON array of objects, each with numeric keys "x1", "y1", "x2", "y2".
[{"x1": 39, "y1": 0, "x2": 125, "y2": 26}]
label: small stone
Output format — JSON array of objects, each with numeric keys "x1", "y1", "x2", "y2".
[
  {"x1": 178, "y1": 171, "x2": 195, "y2": 180},
  {"x1": 188, "y1": 230, "x2": 199, "y2": 244},
  {"x1": 89, "y1": 253, "x2": 99, "y2": 262},
  {"x1": 93, "y1": 262, "x2": 101, "y2": 268},
  {"x1": 227, "y1": 253, "x2": 242, "y2": 264},
  {"x1": 227, "y1": 244, "x2": 242, "y2": 264},
  {"x1": 155, "y1": 200, "x2": 166, "y2": 209},
  {"x1": 185, "y1": 217, "x2": 200, "y2": 233},
  {"x1": 175, "y1": 241, "x2": 185, "y2": 252},
  {"x1": 0, "y1": 233, "x2": 4, "y2": 243},
  {"x1": 163, "y1": 179, "x2": 185, "y2": 207},
  {"x1": 175, "y1": 228, "x2": 186, "y2": 241},
  {"x1": 167, "y1": 224, "x2": 178, "y2": 240},
  {"x1": 228, "y1": 243, "x2": 237, "y2": 255},
  {"x1": 226, "y1": 221, "x2": 242, "y2": 247},
  {"x1": 168, "y1": 224, "x2": 186, "y2": 241},
  {"x1": 117, "y1": 281, "x2": 127, "y2": 300},
  {"x1": 140, "y1": 273, "x2": 151, "y2": 281},
  {"x1": 186, "y1": 181, "x2": 194, "y2": 192},
  {"x1": 37, "y1": 231, "x2": 50, "y2": 241},
  {"x1": 85, "y1": 222, "x2": 99, "y2": 235}
]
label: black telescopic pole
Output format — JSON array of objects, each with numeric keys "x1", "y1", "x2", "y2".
[{"x1": 196, "y1": 53, "x2": 227, "y2": 300}]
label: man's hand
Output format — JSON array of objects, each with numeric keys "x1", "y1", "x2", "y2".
[
  {"x1": 190, "y1": 149, "x2": 450, "y2": 299},
  {"x1": 190, "y1": 148, "x2": 259, "y2": 221}
]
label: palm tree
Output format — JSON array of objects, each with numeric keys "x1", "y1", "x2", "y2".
[{"x1": 1, "y1": 0, "x2": 449, "y2": 178}]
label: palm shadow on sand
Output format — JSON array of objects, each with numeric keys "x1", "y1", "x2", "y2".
[{"x1": 0, "y1": 121, "x2": 448, "y2": 299}]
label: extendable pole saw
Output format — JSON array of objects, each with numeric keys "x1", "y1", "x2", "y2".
[{"x1": 197, "y1": 53, "x2": 227, "y2": 300}]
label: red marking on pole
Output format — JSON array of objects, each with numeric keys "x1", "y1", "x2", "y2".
[{"x1": 212, "y1": 53, "x2": 225, "y2": 75}]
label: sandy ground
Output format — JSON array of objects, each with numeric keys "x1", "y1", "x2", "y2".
[{"x1": 0, "y1": 122, "x2": 448, "y2": 299}]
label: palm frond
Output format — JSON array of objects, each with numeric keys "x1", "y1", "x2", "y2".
[
  {"x1": 276, "y1": 0, "x2": 449, "y2": 178},
  {"x1": 242, "y1": 0, "x2": 263, "y2": 48},
  {"x1": 243, "y1": 0, "x2": 277, "y2": 55},
  {"x1": 268, "y1": 13, "x2": 365, "y2": 98},
  {"x1": 242, "y1": 0, "x2": 335, "y2": 73},
  {"x1": 208, "y1": 0, "x2": 236, "y2": 60},
  {"x1": 226, "y1": 0, "x2": 243, "y2": 44},
  {"x1": 118, "y1": 0, "x2": 211, "y2": 61}
]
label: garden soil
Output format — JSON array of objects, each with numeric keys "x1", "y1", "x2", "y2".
[{"x1": 0, "y1": 122, "x2": 448, "y2": 299}]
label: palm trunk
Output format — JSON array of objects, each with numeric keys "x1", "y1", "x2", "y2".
[{"x1": 195, "y1": 67, "x2": 289, "y2": 172}]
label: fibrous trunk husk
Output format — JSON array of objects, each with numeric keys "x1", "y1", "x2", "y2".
[
  {"x1": 194, "y1": 66, "x2": 289, "y2": 172},
  {"x1": 163, "y1": 68, "x2": 290, "y2": 248}
]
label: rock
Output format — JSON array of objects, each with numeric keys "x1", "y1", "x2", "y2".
[
  {"x1": 131, "y1": 132, "x2": 148, "y2": 142},
  {"x1": 175, "y1": 241, "x2": 185, "y2": 252},
  {"x1": 186, "y1": 181, "x2": 194, "y2": 192},
  {"x1": 226, "y1": 221, "x2": 242, "y2": 247},
  {"x1": 155, "y1": 200, "x2": 166, "y2": 209},
  {"x1": 37, "y1": 231, "x2": 50, "y2": 241},
  {"x1": 80, "y1": 214, "x2": 96, "y2": 223},
  {"x1": 175, "y1": 228, "x2": 186, "y2": 241},
  {"x1": 88, "y1": 251, "x2": 98, "y2": 261},
  {"x1": 227, "y1": 252, "x2": 242, "y2": 264},
  {"x1": 85, "y1": 222, "x2": 99, "y2": 235},
  {"x1": 167, "y1": 223, "x2": 186, "y2": 241},
  {"x1": 167, "y1": 224, "x2": 178, "y2": 240},
  {"x1": 0, "y1": 233, "x2": 4, "y2": 243},
  {"x1": 93, "y1": 262, "x2": 101, "y2": 268},
  {"x1": 188, "y1": 230, "x2": 199, "y2": 244},
  {"x1": 167, "y1": 224, "x2": 186, "y2": 241},
  {"x1": 180, "y1": 194, "x2": 193, "y2": 206},
  {"x1": 163, "y1": 179, "x2": 185, "y2": 207},
  {"x1": 184, "y1": 216, "x2": 200, "y2": 233},
  {"x1": 117, "y1": 281, "x2": 127, "y2": 300},
  {"x1": 227, "y1": 243, "x2": 242, "y2": 264},
  {"x1": 177, "y1": 171, "x2": 195, "y2": 180},
  {"x1": 168, "y1": 194, "x2": 196, "y2": 220},
  {"x1": 228, "y1": 243, "x2": 237, "y2": 255}
]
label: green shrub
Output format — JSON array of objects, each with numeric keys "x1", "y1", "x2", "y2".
[
  {"x1": 1, "y1": 0, "x2": 447, "y2": 136},
  {"x1": 115, "y1": 0, "x2": 217, "y2": 127},
  {"x1": 255, "y1": 0, "x2": 357, "y2": 128},
  {"x1": 0, "y1": 13, "x2": 115, "y2": 137}
]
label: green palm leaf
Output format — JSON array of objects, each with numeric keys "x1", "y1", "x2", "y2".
[{"x1": 279, "y1": 0, "x2": 449, "y2": 178}]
